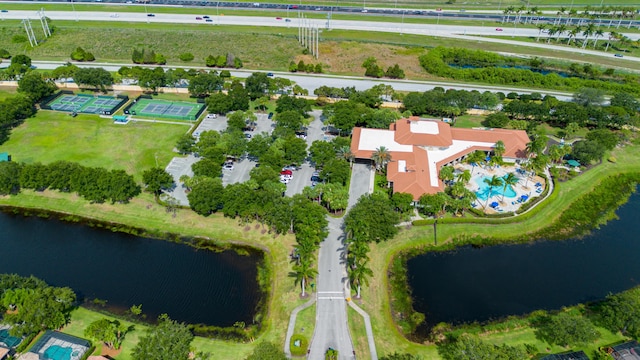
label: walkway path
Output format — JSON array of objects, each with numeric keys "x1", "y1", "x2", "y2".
[{"x1": 283, "y1": 297, "x2": 316, "y2": 358}]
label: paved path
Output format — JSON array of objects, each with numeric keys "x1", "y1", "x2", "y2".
[
  {"x1": 307, "y1": 216, "x2": 355, "y2": 359},
  {"x1": 348, "y1": 302, "x2": 378, "y2": 360},
  {"x1": 284, "y1": 297, "x2": 316, "y2": 358}
]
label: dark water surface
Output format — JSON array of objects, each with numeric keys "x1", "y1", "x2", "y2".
[
  {"x1": 407, "y1": 189, "x2": 640, "y2": 335},
  {"x1": 0, "y1": 211, "x2": 261, "y2": 327}
]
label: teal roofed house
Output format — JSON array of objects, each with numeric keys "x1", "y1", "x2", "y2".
[{"x1": 0, "y1": 153, "x2": 10, "y2": 162}]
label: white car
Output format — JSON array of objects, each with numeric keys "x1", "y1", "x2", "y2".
[
  {"x1": 206, "y1": 113, "x2": 217, "y2": 119},
  {"x1": 223, "y1": 163, "x2": 234, "y2": 171}
]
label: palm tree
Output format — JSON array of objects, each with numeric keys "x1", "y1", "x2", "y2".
[
  {"x1": 438, "y1": 165, "x2": 455, "y2": 186},
  {"x1": 556, "y1": 6, "x2": 566, "y2": 26},
  {"x1": 456, "y1": 169, "x2": 472, "y2": 185},
  {"x1": 556, "y1": 24, "x2": 567, "y2": 42},
  {"x1": 291, "y1": 259, "x2": 317, "y2": 297},
  {"x1": 450, "y1": 181, "x2": 467, "y2": 199},
  {"x1": 593, "y1": 29, "x2": 605, "y2": 48},
  {"x1": 338, "y1": 146, "x2": 355, "y2": 168},
  {"x1": 371, "y1": 146, "x2": 392, "y2": 173},
  {"x1": 536, "y1": 24, "x2": 546, "y2": 41},
  {"x1": 494, "y1": 140, "x2": 506, "y2": 159},
  {"x1": 347, "y1": 240, "x2": 370, "y2": 269},
  {"x1": 483, "y1": 175, "x2": 503, "y2": 209},
  {"x1": 349, "y1": 259, "x2": 373, "y2": 299},
  {"x1": 467, "y1": 150, "x2": 486, "y2": 175},
  {"x1": 501, "y1": 172, "x2": 519, "y2": 202},
  {"x1": 546, "y1": 27, "x2": 557, "y2": 43},
  {"x1": 582, "y1": 23, "x2": 595, "y2": 48},
  {"x1": 568, "y1": 26, "x2": 581, "y2": 45}
]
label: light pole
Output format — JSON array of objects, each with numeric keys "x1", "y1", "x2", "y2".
[
  {"x1": 71, "y1": 0, "x2": 78, "y2": 21},
  {"x1": 400, "y1": 10, "x2": 405, "y2": 35}
]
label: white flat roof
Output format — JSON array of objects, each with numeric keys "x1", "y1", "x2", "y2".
[
  {"x1": 397, "y1": 160, "x2": 406, "y2": 173},
  {"x1": 358, "y1": 128, "x2": 413, "y2": 152},
  {"x1": 426, "y1": 140, "x2": 495, "y2": 187},
  {"x1": 410, "y1": 121, "x2": 439, "y2": 135}
]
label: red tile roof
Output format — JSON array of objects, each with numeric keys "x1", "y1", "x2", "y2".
[{"x1": 351, "y1": 118, "x2": 530, "y2": 200}]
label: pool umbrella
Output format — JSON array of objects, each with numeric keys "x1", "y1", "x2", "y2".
[
  {"x1": 520, "y1": 195, "x2": 528, "y2": 201},
  {"x1": 490, "y1": 202, "x2": 499, "y2": 208}
]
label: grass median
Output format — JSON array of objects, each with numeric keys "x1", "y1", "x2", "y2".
[{"x1": 357, "y1": 140, "x2": 640, "y2": 358}]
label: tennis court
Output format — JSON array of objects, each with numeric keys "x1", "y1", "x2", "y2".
[
  {"x1": 28, "y1": 331, "x2": 90, "y2": 360},
  {"x1": 45, "y1": 93, "x2": 126, "y2": 115},
  {"x1": 125, "y1": 98, "x2": 204, "y2": 121}
]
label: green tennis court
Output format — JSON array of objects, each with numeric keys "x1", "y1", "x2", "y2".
[
  {"x1": 125, "y1": 98, "x2": 204, "y2": 121},
  {"x1": 45, "y1": 93, "x2": 125, "y2": 115}
]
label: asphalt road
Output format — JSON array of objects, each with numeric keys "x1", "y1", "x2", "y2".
[
  {"x1": 347, "y1": 163, "x2": 374, "y2": 210},
  {"x1": 285, "y1": 110, "x2": 325, "y2": 197},
  {"x1": 7, "y1": 10, "x2": 640, "y2": 63},
  {"x1": 308, "y1": 216, "x2": 355, "y2": 360}
]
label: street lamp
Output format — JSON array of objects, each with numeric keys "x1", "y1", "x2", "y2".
[
  {"x1": 71, "y1": 0, "x2": 78, "y2": 21},
  {"x1": 216, "y1": 2, "x2": 220, "y2": 25},
  {"x1": 400, "y1": 10, "x2": 405, "y2": 35}
]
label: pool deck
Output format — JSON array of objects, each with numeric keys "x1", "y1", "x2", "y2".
[{"x1": 455, "y1": 163, "x2": 546, "y2": 214}]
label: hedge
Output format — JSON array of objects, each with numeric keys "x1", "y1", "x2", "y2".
[{"x1": 290, "y1": 334, "x2": 308, "y2": 356}]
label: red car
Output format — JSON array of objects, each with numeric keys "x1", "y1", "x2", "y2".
[
  {"x1": 196, "y1": 17, "x2": 203, "y2": 20},
  {"x1": 496, "y1": 28, "x2": 503, "y2": 31},
  {"x1": 276, "y1": 17, "x2": 282, "y2": 20}
]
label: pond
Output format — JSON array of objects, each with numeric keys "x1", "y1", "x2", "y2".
[
  {"x1": 0, "y1": 211, "x2": 261, "y2": 327},
  {"x1": 407, "y1": 188, "x2": 640, "y2": 337}
]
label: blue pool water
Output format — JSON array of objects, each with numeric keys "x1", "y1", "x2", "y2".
[
  {"x1": 0, "y1": 329, "x2": 22, "y2": 348},
  {"x1": 474, "y1": 175, "x2": 517, "y2": 201},
  {"x1": 43, "y1": 345, "x2": 73, "y2": 360}
]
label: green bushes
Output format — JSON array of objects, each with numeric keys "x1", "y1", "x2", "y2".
[
  {"x1": 419, "y1": 47, "x2": 640, "y2": 95},
  {"x1": 205, "y1": 54, "x2": 243, "y2": 69},
  {"x1": 70, "y1": 47, "x2": 95, "y2": 62},
  {"x1": 189, "y1": 324, "x2": 253, "y2": 342},
  {"x1": 178, "y1": 52, "x2": 195, "y2": 62},
  {"x1": 132, "y1": 48, "x2": 166, "y2": 65},
  {"x1": 289, "y1": 334, "x2": 308, "y2": 356},
  {"x1": 388, "y1": 253, "x2": 425, "y2": 335},
  {"x1": 0, "y1": 49, "x2": 10, "y2": 59}
]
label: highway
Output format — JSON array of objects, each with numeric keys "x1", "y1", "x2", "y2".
[{"x1": 4, "y1": 10, "x2": 640, "y2": 64}]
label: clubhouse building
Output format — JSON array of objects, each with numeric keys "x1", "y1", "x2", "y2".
[{"x1": 350, "y1": 117, "x2": 531, "y2": 200}]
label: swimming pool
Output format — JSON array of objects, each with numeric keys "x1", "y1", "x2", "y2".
[
  {"x1": 474, "y1": 175, "x2": 517, "y2": 201},
  {"x1": 43, "y1": 345, "x2": 74, "y2": 360}
]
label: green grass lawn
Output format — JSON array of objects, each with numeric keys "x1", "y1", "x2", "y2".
[
  {"x1": 452, "y1": 114, "x2": 485, "y2": 129},
  {"x1": 0, "y1": 87, "x2": 17, "y2": 101},
  {"x1": 0, "y1": 111, "x2": 188, "y2": 180},
  {"x1": 292, "y1": 303, "x2": 315, "y2": 355},
  {"x1": 347, "y1": 305, "x2": 371, "y2": 359}
]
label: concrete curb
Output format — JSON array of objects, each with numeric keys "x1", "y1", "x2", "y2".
[{"x1": 284, "y1": 296, "x2": 316, "y2": 358}]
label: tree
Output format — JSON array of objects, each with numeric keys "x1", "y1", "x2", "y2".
[
  {"x1": 0, "y1": 161, "x2": 22, "y2": 195},
  {"x1": 385, "y1": 64, "x2": 405, "y2": 79},
  {"x1": 206, "y1": 92, "x2": 233, "y2": 115},
  {"x1": 245, "y1": 72, "x2": 271, "y2": 100},
  {"x1": 142, "y1": 167, "x2": 174, "y2": 198},
  {"x1": 131, "y1": 315, "x2": 193, "y2": 360},
  {"x1": 438, "y1": 165, "x2": 455, "y2": 185},
  {"x1": 494, "y1": 140, "x2": 506, "y2": 159},
  {"x1": 70, "y1": 47, "x2": 95, "y2": 62},
  {"x1": 282, "y1": 136, "x2": 308, "y2": 165},
  {"x1": 178, "y1": 52, "x2": 195, "y2": 62},
  {"x1": 483, "y1": 113, "x2": 510, "y2": 128},
  {"x1": 17, "y1": 71, "x2": 57, "y2": 102},
  {"x1": 599, "y1": 288, "x2": 640, "y2": 338},
  {"x1": 175, "y1": 133, "x2": 195, "y2": 155},
  {"x1": 362, "y1": 57, "x2": 384, "y2": 78},
  {"x1": 380, "y1": 353, "x2": 424, "y2": 360},
  {"x1": 573, "y1": 87, "x2": 605, "y2": 107},
  {"x1": 418, "y1": 192, "x2": 449, "y2": 217},
  {"x1": 84, "y1": 318, "x2": 131, "y2": 350},
  {"x1": 456, "y1": 169, "x2": 471, "y2": 185},
  {"x1": 344, "y1": 193, "x2": 400, "y2": 243},
  {"x1": 228, "y1": 80, "x2": 250, "y2": 111},
  {"x1": 321, "y1": 183, "x2": 349, "y2": 212},
  {"x1": 245, "y1": 342, "x2": 287, "y2": 360},
  {"x1": 320, "y1": 158, "x2": 350, "y2": 185},
  {"x1": 188, "y1": 72, "x2": 223, "y2": 98},
  {"x1": 371, "y1": 146, "x2": 392, "y2": 172},
  {"x1": 534, "y1": 312, "x2": 600, "y2": 347},
  {"x1": 438, "y1": 335, "x2": 527, "y2": 360},
  {"x1": 586, "y1": 129, "x2": 619, "y2": 151},
  {"x1": 290, "y1": 258, "x2": 317, "y2": 297},
  {"x1": 572, "y1": 140, "x2": 606, "y2": 164},
  {"x1": 309, "y1": 140, "x2": 336, "y2": 167},
  {"x1": 483, "y1": 175, "x2": 503, "y2": 209},
  {"x1": 137, "y1": 67, "x2": 166, "y2": 93},
  {"x1": 501, "y1": 172, "x2": 518, "y2": 202},
  {"x1": 73, "y1": 67, "x2": 113, "y2": 92},
  {"x1": 187, "y1": 177, "x2": 224, "y2": 216},
  {"x1": 349, "y1": 259, "x2": 373, "y2": 298}
]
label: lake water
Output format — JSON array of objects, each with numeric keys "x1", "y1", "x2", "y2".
[
  {"x1": 0, "y1": 211, "x2": 261, "y2": 327},
  {"x1": 407, "y1": 188, "x2": 640, "y2": 336}
]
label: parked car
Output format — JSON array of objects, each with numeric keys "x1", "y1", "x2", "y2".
[
  {"x1": 244, "y1": 133, "x2": 252, "y2": 139},
  {"x1": 223, "y1": 163, "x2": 234, "y2": 171},
  {"x1": 310, "y1": 175, "x2": 321, "y2": 182},
  {"x1": 268, "y1": 112, "x2": 274, "y2": 119},
  {"x1": 206, "y1": 113, "x2": 217, "y2": 119}
]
